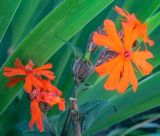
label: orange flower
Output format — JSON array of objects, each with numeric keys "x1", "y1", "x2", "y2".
[
  {"x1": 114, "y1": 6, "x2": 154, "y2": 46},
  {"x1": 3, "y1": 58, "x2": 55, "y2": 93},
  {"x1": 3, "y1": 58, "x2": 65, "y2": 132},
  {"x1": 29, "y1": 88, "x2": 65, "y2": 132},
  {"x1": 93, "y1": 19, "x2": 153, "y2": 93}
]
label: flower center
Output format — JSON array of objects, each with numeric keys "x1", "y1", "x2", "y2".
[
  {"x1": 124, "y1": 51, "x2": 131, "y2": 58},
  {"x1": 30, "y1": 89, "x2": 40, "y2": 100}
]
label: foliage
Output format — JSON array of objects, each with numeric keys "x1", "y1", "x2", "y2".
[{"x1": 0, "y1": 0, "x2": 160, "y2": 136}]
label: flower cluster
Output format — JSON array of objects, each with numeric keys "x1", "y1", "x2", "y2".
[
  {"x1": 3, "y1": 58, "x2": 65, "y2": 132},
  {"x1": 93, "y1": 6, "x2": 154, "y2": 93}
]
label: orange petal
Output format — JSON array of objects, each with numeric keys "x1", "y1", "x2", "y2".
[
  {"x1": 104, "y1": 19, "x2": 122, "y2": 49},
  {"x1": 44, "y1": 79, "x2": 62, "y2": 95},
  {"x1": 122, "y1": 22, "x2": 142, "y2": 50},
  {"x1": 33, "y1": 70, "x2": 55, "y2": 79},
  {"x1": 24, "y1": 75, "x2": 32, "y2": 93},
  {"x1": 117, "y1": 60, "x2": 138, "y2": 93},
  {"x1": 93, "y1": 32, "x2": 108, "y2": 46},
  {"x1": 122, "y1": 22, "x2": 134, "y2": 50},
  {"x1": 129, "y1": 30, "x2": 140, "y2": 48},
  {"x1": 36, "y1": 116, "x2": 44, "y2": 132},
  {"x1": 14, "y1": 58, "x2": 24, "y2": 68},
  {"x1": 135, "y1": 60, "x2": 153, "y2": 75},
  {"x1": 95, "y1": 55, "x2": 122, "y2": 76},
  {"x1": 29, "y1": 100, "x2": 44, "y2": 132},
  {"x1": 130, "y1": 24, "x2": 145, "y2": 45},
  {"x1": 3, "y1": 67, "x2": 26, "y2": 77},
  {"x1": 128, "y1": 61, "x2": 138, "y2": 92},
  {"x1": 132, "y1": 51, "x2": 153, "y2": 75},
  {"x1": 58, "y1": 98, "x2": 65, "y2": 111},
  {"x1": 43, "y1": 95, "x2": 61, "y2": 106},
  {"x1": 114, "y1": 6, "x2": 138, "y2": 24},
  {"x1": 117, "y1": 60, "x2": 130, "y2": 93},
  {"x1": 25, "y1": 59, "x2": 35, "y2": 70},
  {"x1": 117, "y1": 77, "x2": 129, "y2": 93},
  {"x1": 30, "y1": 75, "x2": 43, "y2": 89},
  {"x1": 93, "y1": 32, "x2": 121, "y2": 52},
  {"x1": 7, "y1": 77, "x2": 24, "y2": 87},
  {"x1": 114, "y1": 6, "x2": 130, "y2": 18},
  {"x1": 104, "y1": 57, "x2": 124, "y2": 90},
  {"x1": 33, "y1": 63, "x2": 53, "y2": 71},
  {"x1": 132, "y1": 50, "x2": 153, "y2": 60},
  {"x1": 140, "y1": 24, "x2": 154, "y2": 46},
  {"x1": 144, "y1": 38, "x2": 154, "y2": 46}
]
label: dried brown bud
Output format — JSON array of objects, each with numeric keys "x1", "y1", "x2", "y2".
[
  {"x1": 72, "y1": 59, "x2": 93, "y2": 86},
  {"x1": 87, "y1": 33, "x2": 98, "y2": 52},
  {"x1": 132, "y1": 40, "x2": 138, "y2": 48},
  {"x1": 39, "y1": 102, "x2": 51, "y2": 112},
  {"x1": 87, "y1": 26, "x2": 106, "y2": 53},
  {"x1": 96, "y1": 48, "x2": 118, "y2": 66},
  {"x1": 28, "y1": 89, "x2": 39, "y2": 101},
  {"x1": 97, "y1": 25, "x2": 106, "y2": 34}
]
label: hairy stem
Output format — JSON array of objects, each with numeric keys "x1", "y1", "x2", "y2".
[
  {"x1": 61, "y1": 85, "x2": 78, "y2": 136},
  {"x1": 70, "y1": 97, "x2": 82, "y2": 136},
  {"x1": 61, "y1": 57, "x2": 96, "y2": 136},
  {"x1": 44, "y1": 113, "x2": 57, "y2": 136}
]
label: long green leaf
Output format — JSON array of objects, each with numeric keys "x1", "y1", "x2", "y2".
[
  {"x1": 0, "y1": 0, "x2": 21, "y2": 42},
  {"x1": 11, "y1": 0, "x2": 63, "y2": 49},
  {"x1": 0, "y1": 0, "x2": 114, "y2": 116},
  {"x1": 123, "y1": 0, "x2": 160, "y2": 21},
  {"x1": 0, "y1": 0, "x2": 63, "y2": 67},
  {"x1": 84, "y1": 71, "x2": 160, "y2": 135}
]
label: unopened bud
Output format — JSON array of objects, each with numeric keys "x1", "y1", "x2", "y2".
[
  {"x1": 87, "y1": 26, "x2": 106, "y2": 53},
  {"x1": 87, "y1": 33, "x2": 98, "y2": 52},
  {"x1": 96, "y1": 48, "x2": 118, "y2": 66},
  {"x1": 39, "y1": 102, "x2": 51, "y2": 112},
  {"x1": 72, "y1": 59, "x2": 93, "y2": 86}
]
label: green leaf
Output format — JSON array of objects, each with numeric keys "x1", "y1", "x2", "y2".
[
  {"x1": 84, "y1": 71, "x2": 160, "y2": 135},
  {"x1": 80, "y1": 100, "x2": 116, "y2": 134},
  {"x1": 0, "y1": 0, "x2": 114, "y2": 116},
  {"x1": 146, "y1": 11, "x2": 160, "y2": 34},
  {"x1": 0, "y1": 0, "x2": 63, "y2": 67},
  {"x1": 4, "y1": 121, "x2": 48, "y2": 136},
  {"x1": 10, "y1": 0, "x2": 63, "y2": 49},
  {"x1": 123, "y1": 0, "x2": 160, "y2": 21},
  {"x1": 0, "y1": 0, "x2": 21, "y2": 42}
]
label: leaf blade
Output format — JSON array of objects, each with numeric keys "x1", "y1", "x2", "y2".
[{"x1": 0, "y1": 0, "x2": 21, "y2": 42}]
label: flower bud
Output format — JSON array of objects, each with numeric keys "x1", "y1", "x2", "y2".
[
  {"x1": 72, "y1": 59, "x2": 93, "y2": 86},
  {"x1": 39, "y1": 102, "x2": 51, "y2": 112},
  {"x1": 96, "y1": 48, "x2": 117, "y2": 66}
]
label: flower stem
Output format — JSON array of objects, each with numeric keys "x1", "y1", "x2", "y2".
[
  {"x1": 61, "y1": 85, "x2": 78, "y2": 136},
  {"x1": 44, "y1": 113, "x2": 57, "y2": 136},
  {"x1": 61, "y1": 57, "x2": 96, "y2": 136},
  {"x1": 70, "y1": 97, "x2": 82, "y2": 136}
]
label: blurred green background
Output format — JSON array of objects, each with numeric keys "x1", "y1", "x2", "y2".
[{"x1": 0, "y1": 0, "x2": 160, "y2": 135}]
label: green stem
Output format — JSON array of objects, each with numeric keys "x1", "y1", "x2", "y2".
[{"x1": 44, "y1": 113, "x2": 57, "y2": 136}]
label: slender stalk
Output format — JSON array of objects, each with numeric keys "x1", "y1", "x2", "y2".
[
  {"x1": 61, "y1": 85, "x2": 78, "y2": 136},
  {"x1": 61, "y1": 108, "x2": 71, "y2": 136},
  {"x1": 61, "y1": 56, "x2": 96, "y2": 136},
  {"x1": 44, "y1": 113, "x2": 57, "y2": 136},
  {"x1": 70, "y1": 97, "x2": 82, "y2": 136}
]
